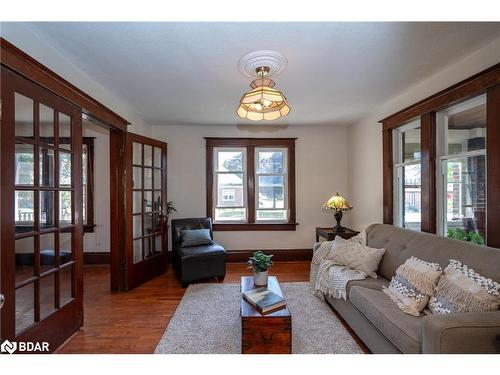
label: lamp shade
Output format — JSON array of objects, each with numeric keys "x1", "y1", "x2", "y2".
[
  {"x1": 323, "y1": 192, "x2": 352, "y2": 211},
  {"x1": 236, "y1": 77, "x2": 290, "y2": 122}
]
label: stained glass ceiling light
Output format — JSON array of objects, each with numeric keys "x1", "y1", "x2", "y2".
[{"x1": 236, "y1": 66, "x2": 291, "y2": 121}]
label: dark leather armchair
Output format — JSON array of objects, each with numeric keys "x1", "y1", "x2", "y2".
[{"x1": 171, "y1": 218, "x2": 227, "y2": 287}]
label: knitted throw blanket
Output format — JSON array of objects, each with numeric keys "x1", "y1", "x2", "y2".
[{"x1": 310, "y1": 232, "x2": 367, "y2": 301}]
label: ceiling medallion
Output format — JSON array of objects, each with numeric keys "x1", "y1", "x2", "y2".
[{"x1": 236, "y1": 50, "x2": 290, "y2": 122}]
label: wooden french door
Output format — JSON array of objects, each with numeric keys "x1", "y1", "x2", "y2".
[
  {"x1": 0, "y1": 67, "x2": 84, "y2": 351},
  {"x1": 125, "y1": 133, "x2": 168, "y2": 290}
]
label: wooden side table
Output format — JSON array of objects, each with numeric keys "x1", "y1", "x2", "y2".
[{"x1": 315, "y1": 227, "x2": 360, "y2": 242}]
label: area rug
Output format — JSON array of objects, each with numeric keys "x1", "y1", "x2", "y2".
[{"x1": 154, "y1": 282, "x2": 363, "y2": 354}]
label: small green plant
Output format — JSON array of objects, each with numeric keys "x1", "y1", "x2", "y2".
[
  {"x1": 447, "y1": 228, "x2": 485, "y2": 245},
  {"x1": 166, "y1": 201, "x2": 177, "y2": 217},
  {"x1": 247, "y1": 251, "x2": 273, "y2": 272}
]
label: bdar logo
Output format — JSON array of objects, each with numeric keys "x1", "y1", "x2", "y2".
[{"x1": 1, "y1": 340, "x2": 17, "y2": 354}]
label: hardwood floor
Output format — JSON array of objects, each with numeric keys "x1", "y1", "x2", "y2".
[{"x1": 57, "y1": 261, "x2": 310, "y2": 354}]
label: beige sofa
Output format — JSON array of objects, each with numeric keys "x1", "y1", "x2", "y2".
[{"x1": 314, "y1": 224, "x2": 500, "y2": 353}]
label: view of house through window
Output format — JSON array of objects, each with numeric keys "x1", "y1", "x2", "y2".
[
  {"x1": 393, "y1": 120, "x2": 422, "y2": 231},
  {"x1": 437, "y1": 94, "x2": 487, "y2": 243}
]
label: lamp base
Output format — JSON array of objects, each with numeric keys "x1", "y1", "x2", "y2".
[{"x1": 334, "y1": 210, "x2": 345, "y2": 232}]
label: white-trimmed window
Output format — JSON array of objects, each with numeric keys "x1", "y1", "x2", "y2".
[
  {"x1": 393, "y1": 119, "x2": 422, "y2": 231},
  {"x1": 255, "y1": 148, "x2": 288, "y2": 222},
  {"x1": 436, "y1": 94, "x2": 487, "y2": 241},
  {"x1": 213, "y1": 147, "x2": 247, "y2": 222}
]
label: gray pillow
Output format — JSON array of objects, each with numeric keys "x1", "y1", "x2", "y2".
[{"x1": 181, "y1": 229, "x2": 213, "y2": 247}]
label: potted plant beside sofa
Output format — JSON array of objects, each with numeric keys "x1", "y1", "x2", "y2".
[{"x1": 247, "y1": 251, "x2": 273, "y2": 286}]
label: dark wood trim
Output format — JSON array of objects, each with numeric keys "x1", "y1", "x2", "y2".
[
  {"x1": 420, "y1": 112, "x2": 436, "y2": 234},
  {"x1": 486, "y1": 84, "x2": 500, "y2": 248},
  {"x1": 83, "y1": 252, "x2": 110, "y2": 265},
  {"x1": 0, "y1": 37, "x2": 129, "y2": 131},
  {"x1": 380, "y1": 63, "x2": 500, "y2": 129},
  {"x1": 226, "y1": 249, "x2": 312, "y2": 263},
  {"x1": 213, "y1": 223, "x2": 298, "y2": 231},
  {"x1": 83, "y1": 137, "x2": 95, "y2": 233},
  {"x1": 382, "y1": 127, "x2": 393, "y2": 224},
  {"x1": 206, "y1": 138, "x2": 297, "y2": 231},
  {"x1": 109, "y1": 130, "x2": 127, "y2": 291}
]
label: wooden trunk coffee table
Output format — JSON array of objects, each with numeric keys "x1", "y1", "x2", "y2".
[{"x1": 240, "y1": 276, "x2": 292, "y2": 354}]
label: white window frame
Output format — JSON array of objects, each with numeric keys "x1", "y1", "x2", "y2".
[
  {"x1": 393, "y1": 119, "x2": 422, "y2": 231},
  {"x1": 222, "y1": 188, "x2": 236, "y2": 202},
  {"x1": 213, "y1": 147, "x2": 247, "y2": 223},
  {"x1": 435, "y1": 94, "x2": 487, "y2": 236},
  {"x1": 254, "y1": 147, "x2": 288, "y2": 223}
]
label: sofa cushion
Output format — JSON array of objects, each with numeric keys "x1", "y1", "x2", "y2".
[
  {"x1": 346, "y1": 277, "x2": 390, "y2": 298},
  {"x1": 349, "y1": 286, "x2": 422, "y2": 353},
  {"x1": 181, "y1": 228, "x2": 213, "y2": 247},
  {"x1": 177, "y1": 242, "x2": 226, "y2": 260}
]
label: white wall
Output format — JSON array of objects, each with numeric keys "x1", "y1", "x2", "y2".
[
  {"x1": 83, "y1": 121, "x2": 110, "y2": 253},
  {"x1": 152, "y1": 124, "x2": 350, "y2": 250},
  {"x1": 347, "y1": 36, "x2": 500, "y2": 231}
]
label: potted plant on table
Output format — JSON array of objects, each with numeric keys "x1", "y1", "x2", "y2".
[{"x1": 247, "y1": 251, "x2": 273, "y2": 286}]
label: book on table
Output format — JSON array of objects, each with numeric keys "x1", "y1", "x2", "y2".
[{"x1": 242, "y1": 287, "x2": 287, "y2": 314}]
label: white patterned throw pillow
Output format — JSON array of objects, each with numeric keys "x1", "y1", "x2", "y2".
[
  {"x1": 384, "y1": 257, "x2": 442, "y2": 316},
  {"x1": 330, "y1": 236, "x2": 385, "y2": 278},
  {"x1": 428, "y1": 260, "x2": 500, "y2": 315}
]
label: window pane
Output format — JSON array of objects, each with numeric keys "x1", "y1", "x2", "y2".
[
  {"x1": 153, "y1": 191, "x2": 162, "y2": 212},
  {"x1": 154, "y1": 234, "x2": 162, "y2": 254},
  {"x1": 60, "y1": 228, "x2": 73, "y2": 265},
  {"x1": 154, "y1": 169, "x2": 162, "y2": 190},
  {"x1": 39, "y1": 104, "x2": 54, "y2": 145},
  {"x1": 40, "y1": 148, "x2": 55, "y2": 187},
  {"x1": 133, "y1": 166, "x2": 142, "y2": 189},
  {"x1": 59, "y1": 191, "x2": 72, "y2": 225},
  {"x1": 133, "y1": 191, "x2": 142, "y2": 213},
  {"x1": 40, "y1": 232, "x2": 56, "y2": 273},
  {"x1": 133, "y1": 215, "x2": 142, "y2": 238},
  {"x1": 59, "y1": 113, "x2": 71, "y2": 150},
  {"x1": 40, "y1": 274, "x2": 56, "y2": 320},
  {"x1": 15, "y1": 93, "x2": 33, "y2": 138},
  {"x1": 144, "y1": 145, "x2": 153, "y2": 166},
  {"x1": 215, "y1": 208, "x2": 246, "y2": 221},
  {"x1": 144, "y1": 236, "x2": 153, "y2": 258},
  {"x1": 144, "y1": 191, "x2": 153, "y2": 212},
  {"x1": 15, "y1": 143, "x2": 35, "y2": 185},
  {"x1": 258, "y1": 151, "x2": 284, "y2": 173},
  {"x1": 438, "y1": 95, "x2": 486, "y2": 155},
  {"x1": 402, "y1": 127, "x2": 421, "y2": 162},
  {"x1": 258, "y1": 176, "x2": 284, "y2": 209},
  {"x1": 217, "y1": 151, "x2": 243, "y2": 172},
  {"x1": 256, "y1": 210, "x2": 287, "y2": 221},
  {"x1": 144, "y1": 213, "x2": 153, "y2": 235},
  {"x1": 444, "y1": 155, "x2": 486, "y2": 243},
  {"x1": 60, "y1": 265, "x2": 73, "y2": 306},
  {"x1": 144, "y1": 168, "x2": 152, "y2": 189},
  {"x1": 16, "y1": 283, "x2": 35, "y2": 335},
  {"x1": 133, "y1": 142, "x2": 142, "y2": 165},
  {"x1": 15, "y1": 237, "x2": 34, "y2": 284},
  {"x1": 15, "y1": 190, "x2": 34, "y2": 232},
  {"x1": 154, "y1": 147, "x2": 162, "y2": 168},
  {"x1": 133, "y1": 239, "x2": 142, "y2": 264},
  {"x1": 59, "y1": 152, "x2": 72, "y2": 187},
  {"x1": 40, "y1": 191, "x2": 55, "y2": 229},
  {"x1": 217, "y1": 173, "x2": 244, "y2": 207},
  {"x1": 402, "y1": 164, "x2": 421, "y2": 231}
]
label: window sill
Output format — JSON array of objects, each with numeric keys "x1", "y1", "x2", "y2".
[{"x1": 212, "y1": 223, "x2": 298, "y2": 231}]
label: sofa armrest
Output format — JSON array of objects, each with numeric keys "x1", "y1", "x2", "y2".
[
  {"x1": 422, "y1": 311, "x2": 500, "y2": 353},
  {"x1": 313, "y1": 242, "x2": 321, "y2": 253}
]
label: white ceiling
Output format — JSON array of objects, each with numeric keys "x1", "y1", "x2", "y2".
[{"x1": 23, "y1": 22, "x2": 500, "y2": 126}]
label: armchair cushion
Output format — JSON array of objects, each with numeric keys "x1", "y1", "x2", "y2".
[
  {"x1": 181, "y1": 228, "x2": 213, "y2": 248},
  {"x1": 177, "y1": 242, "x2": 226, "y2": 260}
]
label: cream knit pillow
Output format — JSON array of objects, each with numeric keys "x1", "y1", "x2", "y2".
[
  {"x1": 330, "y1": 236, "x2": 385, "y2": 278},
  {"x1": 384, "y1": 257, "x2": 442, "y2": 316}
]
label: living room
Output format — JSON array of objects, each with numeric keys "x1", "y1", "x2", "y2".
[{"x1": 1, "y1": 1, "x2": 500, "y2": 373}]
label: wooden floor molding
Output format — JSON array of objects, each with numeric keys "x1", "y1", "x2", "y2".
[{"x1": 226, "y1": 249, "x2": 312, "y2": 262}]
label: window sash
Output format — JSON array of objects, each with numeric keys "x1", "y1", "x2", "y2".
[
  {"x1": 213, "y1": 147, "x2": 248, "y2": 222},
  {"x1": 255, "y1": 148, "x2": 288, "y2": 222}
]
